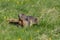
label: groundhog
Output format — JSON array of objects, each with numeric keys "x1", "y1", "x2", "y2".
[{"x1": 7, "y1": 14, "x2": 38, "y2": 27}]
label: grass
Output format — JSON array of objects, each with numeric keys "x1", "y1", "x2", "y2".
[{"x1": 0, "y1": 0, "x2": 60, "y2": 40}]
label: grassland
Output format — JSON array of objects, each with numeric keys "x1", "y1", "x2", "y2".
[{"x1": 0, "y1": 0, "x2": 60, "y2": 40}]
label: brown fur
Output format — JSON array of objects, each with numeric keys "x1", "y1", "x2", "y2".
[{"x1": 7, "y1": 14, "x2": 38, "y2": 27}]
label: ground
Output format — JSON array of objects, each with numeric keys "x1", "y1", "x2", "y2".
[{"x1": 0, "y1": 0, "x2": 60, "y2": 40}]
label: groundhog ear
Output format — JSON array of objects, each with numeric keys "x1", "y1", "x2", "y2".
[
  {"x1": 35, "y1": 17, "x2": 39, "y2": 23},
  {"x1": 35, "y1": 18, "x2": 37, "y2": 21}
]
